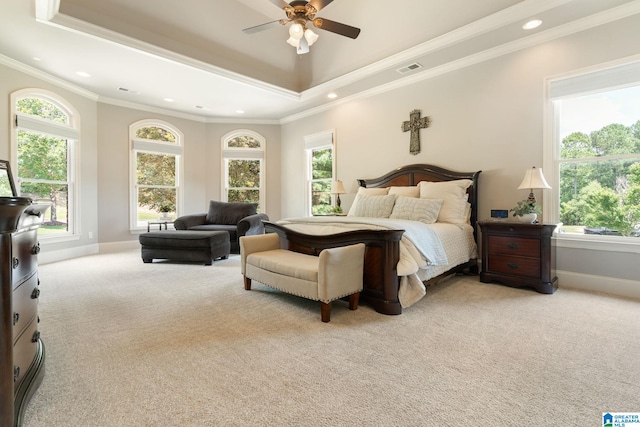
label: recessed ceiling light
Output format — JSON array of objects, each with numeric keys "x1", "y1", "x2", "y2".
[
  {"x1": 164, "y1": 98, "x2": 175, "y2": 102},
  {"x1": 33, "y1": 57, "x2": 41, "y2": 61},
  {"x1": 75, "y1": 71, "x2": 91, "y2": 77},
  {"x1": 236, "y1": 110, "x2": 245, "y2": 114},
  {"x1": 522, "y1": 19, "x2": 542, "y2": 30},
  {"x1": 327, "y1": 93, "x2": 338, "y2": 99}
]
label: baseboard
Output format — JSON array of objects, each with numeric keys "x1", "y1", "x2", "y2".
[
  {"x1": 557, "y1": 269, "x2": 640, "y2": 300},
  {"x1": 39, "y1": 240, "x2": 140, "y2": 264},
  {"x1": 39, "y1": 243, "x2": 99, "y2": 265},
  {"x1": 99, "y1": 240, "x2": 140, "y2": 253}
]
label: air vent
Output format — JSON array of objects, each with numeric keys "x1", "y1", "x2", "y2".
[
  {"x1": 396, "y1": 63, "x2": 422, "y2": 74},
  {"x1": 117, "y1": 87, "x2": 139, "y2": 94}
]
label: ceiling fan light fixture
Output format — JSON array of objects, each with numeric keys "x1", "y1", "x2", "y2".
[
  {"x1": 289, "y1": 22, "x2": 304, "y2": 40},
  {"x1": 286, "y1": 37, "x2": 300, "y2": 48},
  {"x1": 304, "y1": 28, "x2": 318, "y2": 46}
]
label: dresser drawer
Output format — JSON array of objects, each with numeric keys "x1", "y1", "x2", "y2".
[
  {"x1": 487, "y1": 235, "x2": 540, "y2": 258},
  {"x1": 13, "y1": 319, "x2": 40, "y2": 389},
  {"x1": 12, "y1": 272, "x2": 39, "y2": 342},
  {"x1": 11, "y1": 229, "x2": 39, "y2": 287},
  {"x1": 487, "y1": 255, "x2": 541, "y2": 278}
]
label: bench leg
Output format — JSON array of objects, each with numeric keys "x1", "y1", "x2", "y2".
[
  {"x1": 244, "y1": 276, "x2": 252, "y2": 290},
  {"x1": 320, "y1": 301, "x2": 332, "y2": 323},
  {"x1": 349, "y1": 292, "x2": 360, "y2": 311}
]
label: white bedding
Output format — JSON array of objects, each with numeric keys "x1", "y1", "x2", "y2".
[{"x1": 277, "y1": 217, "x2": 477, "y2": 308}]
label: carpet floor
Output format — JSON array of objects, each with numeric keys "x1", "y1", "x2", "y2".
[{"x1": 21, "y1": 250, "x2": 640, "y2": 426}]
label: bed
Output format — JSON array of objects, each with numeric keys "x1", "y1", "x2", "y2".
[{"x1": 265, "y1": 163, "x2": 481, "y2": 315}]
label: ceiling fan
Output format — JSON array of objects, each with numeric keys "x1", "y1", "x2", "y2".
[{"x1": 243, "y1": 0, "x2": 361, "y2": 54}]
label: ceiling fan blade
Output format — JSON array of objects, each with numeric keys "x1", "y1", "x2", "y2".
[
  {"x1": 312, "y1": 18, "x2": 360, "y2": 39},
  {"x1": 308, "y1": 0, "x2": 334, "y2": 12},
  {"x1": 267, "y1": 0, "x2": 290, "y2": 10},
  {"x1": 243, "y1": 19, "x2": 287, "y2": 34}
]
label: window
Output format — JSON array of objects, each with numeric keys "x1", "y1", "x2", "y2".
[
  {"x1": 549, "y1": 62, "x2": 640, "y2": 239},
  {"x1": 221, "y1": 130, "x2": 265, "y2": 211},
  {"x1": 304, "y1": 130, "x2": 335, "y2": 215},
  {"x1": 130, "y1": 120, "x2": 183, "y2": 230},
  {"x1": 11, "y1": 89, "x2": 79, "y2": 239}
]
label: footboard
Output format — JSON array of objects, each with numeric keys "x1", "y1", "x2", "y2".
[{"x1": 264, "y1": 222, "x2": 405, "y2": 315}]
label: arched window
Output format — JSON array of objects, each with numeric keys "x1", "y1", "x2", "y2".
[
  {"x1": 130, "y1": 120, "x2": 183, "y2": 230},
  {"x1": 221, "y1": 130, "x2": 266, "y2": 211},
  {"x1": 11, "y1": 89, "x2": 79, "y2": 239}
]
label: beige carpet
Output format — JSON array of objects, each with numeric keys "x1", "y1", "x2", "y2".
[{"x1": 22, "y1": 250, "x2": 640, "y2": 427}]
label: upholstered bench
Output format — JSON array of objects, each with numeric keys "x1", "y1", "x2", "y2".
[
  {"x1": 240, "y1": 233, "x2": 365, "y2": 322},
  {"x1": 139, "y1": 230, "x2": 230, "y2": 265}
]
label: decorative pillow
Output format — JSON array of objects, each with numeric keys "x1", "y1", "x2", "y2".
[
  {"x1": 388, "y1": 186, "x2": 420, "y2": 198},
  {"x1": 418, "y1": 179, "x2": 472, "y2": 224},
  {"x1": 347, "y1": 187, "x2": 390, "y2": 216},
  {"x1": 206, "y1": 201, "x2": 258, "y2": 225},
  {"x1": 390, "y1": 197, "x2": 443, "y2": 224},
  {"x1": 351, "y1": 194, "x2": 396, "y2": 218}
]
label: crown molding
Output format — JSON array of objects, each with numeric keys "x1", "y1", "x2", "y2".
[{"x1": 283, "y1": 1, "x2": 640, "y2": 123}]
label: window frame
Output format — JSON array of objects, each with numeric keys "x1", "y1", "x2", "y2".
[
  {"x1": 544, "y1": 59, "x2": 640, "y2": 253},
  {"x1": 304, "y1": 130, "x2": 336, "y2": 216},
  {"x1": 129, "y1": 119, "x2": 184, "y2": 232},
  {"x1": 221, "y1": 130, "x2": 266, "y2": 210},
  {"x1": 10, "y1": 89, "x2": 80, "y2": 242}
]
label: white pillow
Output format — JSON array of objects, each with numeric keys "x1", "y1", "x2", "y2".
[
  {"x1": 351, "y1": 194, "x2": 396, "y2": 218},
  {"x1": 347, "y1": 187, "x2": 390, "y2": 216},
  {"x1": 388, "y1": 186, "x2": 420, "y2": 198},
  {"x1": 389, "y1": 197, "x2": 443, "y2": 224},
  {"x1": 418, "y1": 179, "x2": 472, "y2": 224}
]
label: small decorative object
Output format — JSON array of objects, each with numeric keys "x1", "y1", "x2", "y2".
[
  {"x1": 401, "y1": 109, "x2": 430, "y2": 155},
  {"x1": 512, "y1": 166, "x2": 551, "y2": 223},
  {"x1": 159, "y1": 204, "x2": 173, "y2": 219},
  {"x1": 510, "y1": 200, "x2": 541, "y2": 223},
  {"x1": 330, "y1": 180, "x2": 346, "y2": 208}
]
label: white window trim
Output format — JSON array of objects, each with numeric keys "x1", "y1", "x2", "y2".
[
  {"x1": 304, "y1": 129, "x2": 336, "y2": 216},
  {"x1": 543, "y1": 56, "x2": 640, "y2": 252},
  {"x1": 129, "y1": 119, "x2": 184, "y2": 232},
  {"x1": 221, "y1": 129, "x2": 266, "y2": 209},
  {"x1": 10, "y1": 88, "x2": 81, "y2": 243}
]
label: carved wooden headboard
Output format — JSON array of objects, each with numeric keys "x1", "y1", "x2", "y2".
[{"x1": 357, "y1": 163, "x2": 482, "y2": 240}]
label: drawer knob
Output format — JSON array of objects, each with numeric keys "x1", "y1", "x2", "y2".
[
  {"x1": 32, "y1": 243, "x2": 41, "y2": 254},
  {"x1": 31, "y1": 287, "x2": 41, "y2": 299},
  {"x1": 14, "y1": 366, "x2": 20, "y2": 382},
  {"x1": 507, "y1": 243, "x2": 519, "y2": 249},
  {"x1": 32, "y1": 330, "x2": 41, "y2": 343},
  {"x1": 13, "y1": 312, "x2": 19, "y2": 325},
  {"x1": 12, "y1": 257, "x2": 19, "y2": 269},
  {"x1": 507, "y1": 263, "x2": 519, "y2": 270}
]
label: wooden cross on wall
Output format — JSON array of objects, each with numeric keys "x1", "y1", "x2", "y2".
[{"x1": 401, "y1": 109, "x2": 431, "y2": 155}]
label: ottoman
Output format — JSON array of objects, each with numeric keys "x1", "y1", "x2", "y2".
[{"x1": 139, "y1": 230, "x2": 230, "y2": 265}]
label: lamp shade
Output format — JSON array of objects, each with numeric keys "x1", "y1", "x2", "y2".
[
  {"x1": 517, "y1": 167, "x2": 551, "y2": 190},
  {"x1": 289, "y1": 23, "x2": 304, "y2": 40},
  {"x1": 331, "y1": 180, "x2": 346, "y2": 194},
  {"x1": 304, "y1": 28, "x2": 319, "y2": 46}
]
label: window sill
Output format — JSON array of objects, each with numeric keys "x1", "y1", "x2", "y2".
[{"x1": 554, "y1": 233, "x2": 640, "y2": 254}]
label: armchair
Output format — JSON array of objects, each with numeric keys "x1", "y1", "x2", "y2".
[{"x1": 174, "y1": 201, "x2": 268, "y2": 253}]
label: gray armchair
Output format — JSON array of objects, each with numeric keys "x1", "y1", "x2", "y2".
[{"x1": 174, "y1": 201, "x2": 268, "y2": 254}]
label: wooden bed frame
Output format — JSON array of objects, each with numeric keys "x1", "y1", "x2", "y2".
[{"x1": 266, "y1": 164, "x2": 481, "y2": 315}]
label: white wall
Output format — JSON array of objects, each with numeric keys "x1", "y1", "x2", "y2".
[{"x1": 279, "y1": 15, "x2": 640, "y2": 297}]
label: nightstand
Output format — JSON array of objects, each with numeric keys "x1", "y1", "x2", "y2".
[{"x1": 478, "y1": 221, "x2": 558, "y2": 294}]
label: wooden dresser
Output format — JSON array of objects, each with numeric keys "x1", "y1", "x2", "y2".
[
  {"x1": 478, "y1": 221, "x2": 558, "y2": 294},
  {"x1": 1, "y1": 197, "x2": 47, "y2": 427}
]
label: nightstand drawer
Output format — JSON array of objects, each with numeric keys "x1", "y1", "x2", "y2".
[
  {"x1": 488, "y1": 236, "x2": 539, "y2": 257},
  {"x1": 487, "y1": 255, "x2": 541, "y2": 278}
]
